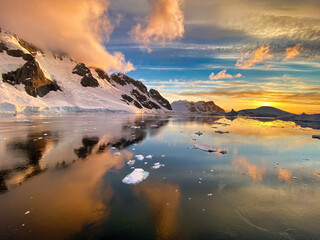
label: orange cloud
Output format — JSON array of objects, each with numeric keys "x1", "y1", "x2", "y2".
[
  {"x1": 236, "y1": 45, "x2": 273, "y2": 69},
  {"x1": 131, "y1": 0, "x2": 184, "y2": 44},
  {"x1": 284, "y1": 43, "x2": 304, "y2": 60},
  {"x1": 209, "y1": 69, "x2": 242, "y2": 80},
  {"x1": 0, "y1": 0, "x2": 134, "y2": 72}
]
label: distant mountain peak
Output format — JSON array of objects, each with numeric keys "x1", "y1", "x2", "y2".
[{"x1": 171, "y1": 100, "x2": 224, "y2": 113}]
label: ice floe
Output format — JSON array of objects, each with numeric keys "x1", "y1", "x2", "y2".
[
  {"x1": 151, "y1": 162, "x2": 165, "y2": 170},
  {"x1": 195, "y1": 131, "x2": 203, "y2": 136},
  {"x1": 215, "y1": 130, "x2": 229, "y2": 134},
  {"x1": 192, "y1": 144, "x2": 227, "y2": 154},
  {"x1": 312, "y1": 135, "x2": 320, "y2": 139},
  {"x1": 127, "y1": 160, "x2": 135, "y2": 166},
  {"x1": 14, "y1": 119, "x2": 31, "y2": 123},
  {"x1": 146, "y1": 155, "x2": 153, "y2": 159},
  {"x1": 135, "y1": 155, "x2": 144, "y2": 161},
  {"x1": 122, "y1": 168, "x2": 149, "y2": 185}
]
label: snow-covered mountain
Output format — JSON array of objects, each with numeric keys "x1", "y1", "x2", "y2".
[
  {"x1": 0, "y1": 29, "x2": 172, "y2": 114},
  {"x1": 171, "y1": 100, "x2": 224, "y2": 113}
]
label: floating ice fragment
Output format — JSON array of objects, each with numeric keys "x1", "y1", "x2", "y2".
[
  {"x1": 24, "y1": 211, "x2": 30, "y2": 215},
  {"x1": 207, "y1": 193, "x2": 213, "y2": 196},
  {"x1": 111, "y1": 147, "x2": 116, "y2": 150},
  {"x1": 113, "y1": 152, "x2": 120, "y2": 156},
  {"x1": 146, "y1": 155, "x2": 153, "y2": 159},
  {"x1": 215, "y1": 130, "x2": 229, "y2": 134},
  {"x1": 131, "y1": 126, "x2": 140, "y2": 129},
  {"x1": 21, "y1": 224, "x2": 25, "y2": 227},
  {"x1": 14, "y1": 119, "x2": 31, "y2": 123},
  {"x1": 195, "y1": 131, "x2": 203, "y2": 136},
  {"x1": 127, "y1": 160, "x2": 135, "y2": 166},
  {"x1": 312, "y1": 135, "x2": 320, "y2": 139},
  {"x1": 293, "y1": 176, "x2": 298, "y2": 179},
  {"x1": 132, "y1": 148, "x2": 135, "y2": 151},
  {"x1": 192, "y1": 144, "x2": 228, "y2": 154},
  {"x1": 144, "y1": 162, "x2": 147, "y2": 164},
  {"x1": 122, "y1": 168, "x2": 149, "y2": 185},
  {"x1": 161, "y1": 155, "x2": 165, "y2": 157},
  {"x1": 135, "y1": 155, "x2": 144, "y2": 161},
  {"x1": 151, "y1": 162, "x2": 165, "y2": 170}
]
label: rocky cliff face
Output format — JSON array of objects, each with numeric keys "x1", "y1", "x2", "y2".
[
  {"x1": 171, "y1": 100, "x2": 224, "y2": 113},
  {"x1": 0, "y1": 29, "x2": 172, "y2": 113}
]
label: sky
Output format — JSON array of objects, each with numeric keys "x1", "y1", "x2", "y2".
[{"x1": 0, "y1": 0, "x2": 319, "y2": 113}]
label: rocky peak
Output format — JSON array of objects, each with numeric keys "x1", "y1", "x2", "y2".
[
  {"x1": 72, "y1": 63, "x2": 99, "y2": 88},
  {"x1": 2, "y1": 57, "x2": 61, "y2": 97},
  {"x1": 149, "y1": 89, "x2": 172, "y2": 110}
]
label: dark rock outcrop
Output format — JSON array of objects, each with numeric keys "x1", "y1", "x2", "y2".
[
  {"x1": 18, "y1": 39, "x2": 42, "y2": 56},
  {"x1": 225, "y1": 109, "x2": 238, "y2": 116},
  {"x1": 2, "y1": 58, "x2": 61, "y2": 97},
  {"x1": 0, "y1": 41, "x2": 8, "y2": 53},
  {"x1": 72, "y1": 63, "x2": 91, "y2": 76},
  {"x1": 149, "y1": 89, "x2": 172, "y2": 110},
  {"x1": 95, "y1": 68, "x2": 111, "y2": 83},
  {"x1": 131, "y1": 89, "x2": 160, "y2": 109},
  {"x1": 110, "y1": 73, "x2": 126, "y2": 86},
  {"x1": 80, "y1": 75, "x2": 99, "y2": 87},
  {"x1": 72, "y1": 63, "x2": 99, "y2": 88}
]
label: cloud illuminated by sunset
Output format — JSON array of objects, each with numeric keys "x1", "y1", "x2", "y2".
[
  {"x1": 236, "y1": 46, "x2": 273, "y2": 69},
  {"x1": 130, "y1": 0, "x2": 184, "y2": 45},
  {"x1": 0, "y1": 0, "x2": 134, "y2": 72}
]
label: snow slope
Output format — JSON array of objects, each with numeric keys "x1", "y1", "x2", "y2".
[{"x1": 0, "y1": 30, "x2": 172, "y2": 114}]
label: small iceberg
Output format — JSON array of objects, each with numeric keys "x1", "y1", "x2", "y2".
[
  {"x1": 130, "y1": 126, "x2": 141, "y2": 129},
  {"x1": 135, "y1": 155, "x2": 144, "y2": 161},
  {"x1": 146, "y1": 155, "x2": 153, "y2": 159},
  {"x1": 192, "y1": 144, "x2": 227, "y2": 154},
  {"x1": 127, "y1": 160, "x2": 135, "y2": 166},
  {"x1": 312, "y1": 135, "x2": 320, "y2": 139},
  {"x1": 195, "y1": 131, "x2": 203, "y2": 136},
  {"x1": 122, "y1": 168, "x2": 149, "y2": 185},
  {"x1": 151, "y1": 162, "x2": 165, "y2": 170}
]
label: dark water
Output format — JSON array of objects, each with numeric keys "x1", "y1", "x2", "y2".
[{"x1": 0, "y1": 114, "x2": 319, "y2": 240}]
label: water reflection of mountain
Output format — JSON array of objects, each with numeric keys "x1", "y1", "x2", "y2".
[
  {"x1": 0, "y1": 131, "x2": 58, "y2": 193},
  {"x1": 0, "y1": 116, "x2": 169, "y2": 193}
]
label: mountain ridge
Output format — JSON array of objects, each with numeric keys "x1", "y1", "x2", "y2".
[
  {"x1": 0, "y1": 29, "x2": 172, "y2": 114},
  {"x1": 171, "y1": 100, "x2": 225, "y2": 113}
]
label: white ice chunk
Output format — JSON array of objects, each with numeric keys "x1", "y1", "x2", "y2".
[
  {"x1": 135, "y1": 155, "x2": 144, "y2": 161},
  {"x1": 122, "y1": 168, "x2": 149, "y2": 185},
  {"x1": 146, "y1": 155, "x2": 153, "y2": 159},
  {"x1": 151, "y1": 162, "x2": 165, "y2": 170},
  {"x1": 14, "y1": 119, "x2": 31, "y2": 123},
  {"x1": 192, "y1": 144, "x2": 228, "y2": 154},
  {"x1": 127, "y1": 160, "x2": 135, "y2": 166},
  {"x1": 131, "y1": 126, "x2": 141, "y2": 129},
  {"x1": 24, "y1": 211, "x2": 30, "y2": 215},
  {"x1": 113, "y1": 152, "x2": 120, "y2": 156}
]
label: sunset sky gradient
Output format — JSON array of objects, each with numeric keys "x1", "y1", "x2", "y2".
[{"x1": 1, "y1": 0, "x2": 319, "y2": 113}]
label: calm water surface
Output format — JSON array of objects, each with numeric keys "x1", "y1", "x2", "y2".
[{"x1": 0, "y1": 114, "x2": 319, "y2": 240}]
